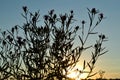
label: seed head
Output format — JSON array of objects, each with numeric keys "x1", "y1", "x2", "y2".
[{"x1": 22, "y1": 6, "x2": 27, "y2": 13}]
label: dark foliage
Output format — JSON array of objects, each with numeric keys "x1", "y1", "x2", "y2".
[{"x1": 0, "y1": 7, "x2": 108, "y2": 80}]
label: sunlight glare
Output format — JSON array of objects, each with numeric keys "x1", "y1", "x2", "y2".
[
  {"x1": 67, "y1": 70, "x2": 79, "y2": 79},
  {"x1": 66, "y1": 63, "x2": 88, "y2": 80}
]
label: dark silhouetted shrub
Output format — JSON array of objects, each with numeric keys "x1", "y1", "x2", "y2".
[{"x1": 0, "y1": 7, "x2": 108, "y2": 80}]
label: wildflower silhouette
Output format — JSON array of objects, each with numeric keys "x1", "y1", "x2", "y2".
[{"x1": 0, "y1": 7, "x2": 108, "y2": 80}]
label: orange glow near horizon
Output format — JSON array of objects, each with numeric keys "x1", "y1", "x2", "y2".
[
  {"x1": 67, "y1": 70, "x2": 88, "y2": 80},
  {"x1": 66, "y1": 63, "x2": 88, "y2": 80}
]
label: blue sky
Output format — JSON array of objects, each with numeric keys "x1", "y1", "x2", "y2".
[{"x1": 0, "y1": 0, "x2": 120, "y2": 78}]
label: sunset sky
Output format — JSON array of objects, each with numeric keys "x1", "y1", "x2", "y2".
[{"x1": 0, "y1": 0, "x2": 120, "y2": 79}]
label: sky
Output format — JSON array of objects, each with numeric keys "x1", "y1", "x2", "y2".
[{"x1": 0, "y1": 0, "x2": 120, "y2": 79}]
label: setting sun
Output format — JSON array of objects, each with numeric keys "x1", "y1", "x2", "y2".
[
  {"x1": 67, "y1": 70, "x2": 79, "y2": 79},
  {"x1": 67, "y1": 70, "x2": 88, "y2": 80},
  {"x1": 66, "y1": 64, "x2": 88, "y2": 80}
]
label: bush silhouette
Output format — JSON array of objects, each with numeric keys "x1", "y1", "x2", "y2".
[{"x1": 0, "y1": 7, "x2": 108, "y2": 80}]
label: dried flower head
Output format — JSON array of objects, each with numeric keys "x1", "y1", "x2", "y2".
[
  {"x1": 44, "y1": 15, "x2": 49, "y2": 21},
  {"x1": 99, "y1": 13, "x2": 104, "y2": 19},
  {"x1": 91, "y1": 8, "x2": 98, "y2": 15},
  {"x1": 49, "y1": 9, "x2": 54, "y2": 16},
  {"x1": 70, "y1": 10, "x2": 73, "y2": 14},
  {"x1": 75, "y1": 26, "x2": 79, "y2": 31},
  {"x1": 11, "y1": 27, "x2": 14, "y2": 33},
  {"x1": 22, "y1": 6, "x2": 27, "y2": 13},
  {"x1": 61, "y1": 15, "x2": 66, "y2": 21},
  {"x1": 53, "y1": 14, "x2": 57, "y2": 19},
  {"x1": 82, "y1": 20, "x2": 86, "y2": 24},
  {"x1": 102, "y1": 35, "x2": 105, "y2": 39}
]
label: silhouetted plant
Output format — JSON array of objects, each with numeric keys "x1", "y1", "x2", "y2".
[{"x1": 0, "y1": 7, "x2": 108, "y2": 80}]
